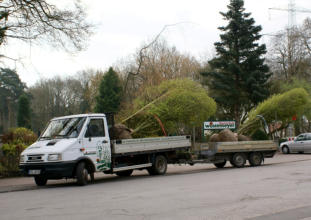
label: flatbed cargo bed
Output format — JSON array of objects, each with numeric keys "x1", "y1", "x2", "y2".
[{"x1": 112, "y1": 136, "x2": 191, "y2": 155}]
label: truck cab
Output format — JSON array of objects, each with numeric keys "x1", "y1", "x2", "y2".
[{"x1": 19, "y1": 114, "x2": 113, "y2": 186}]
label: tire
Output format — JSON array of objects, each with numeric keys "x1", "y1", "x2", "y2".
[
  {"x1": 116, "y1": 170, "x2": 133, "y2": 177},
  {"x1": 148, "y1": 155, "x2": 167, "y2": 175},
  {"x1": 214, "y1": 161, "x2": 227, "y2": 168},
  {"x1": 282, "y1": 146, "x2": 290, "y2": 154},
  {"x1": 249, "y1": 152, "x2": 263, "y2": 166},
  {"x1": 34, "y1": 176, "x2": 47, "y2": 186},
  {"x1": 231, "y1": 153, "x2": 246, "y2": 168},
  {"x1": 76, "y1": 162, "x2": 89, "y2": 186}
]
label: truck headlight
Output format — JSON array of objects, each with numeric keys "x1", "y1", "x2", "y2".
[
  {"x1": 48, "y1": 154, "x2": 62, "y2": 161},
  {"x1": 20, "y1": 155, "x2": 25, "y2": 163}
]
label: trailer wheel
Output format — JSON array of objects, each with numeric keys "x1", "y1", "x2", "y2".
[
  {"x1": 231, "y1": 153, "x2": 246, "y2": 168},
  {"x1": 249, "y1": 152, "x2": 263, "y2": 166},
  {"x1": 76, "y1": 162, "x2": 89, "y2": 186},
  {"x1": 34, "y1": 176, "x2": 47, "y2": 186},
  {"x1": 214, "y1": 161, "x2": 227, "y2": 168},
  {"x1": 148, "y1": 155, "x2": 167, "y2": 175},
  {"x1": 116, "y1": 170, "x2": 133, "y2": 177}
]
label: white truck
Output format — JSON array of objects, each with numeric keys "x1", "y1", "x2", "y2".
[{"x1": 19, "y1": 113, "x2": 278, "y2": 186}]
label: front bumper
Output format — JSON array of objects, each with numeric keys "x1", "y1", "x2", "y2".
[{"x1": 19, "y1": 161, "x2": 76, "y2": 179}]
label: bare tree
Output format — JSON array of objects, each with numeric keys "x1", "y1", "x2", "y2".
[
  {"x1": 0, "y1": 0, "x2": 92, "y2": 52},
  {"x1": 268, "y1": 19, "x2": 311, "y2": 81},
  {"x1": 120, "y1": 38, "x2": 201, "y2": 103}
]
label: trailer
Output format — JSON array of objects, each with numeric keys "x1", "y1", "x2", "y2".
[{"x1": 19, "y1": 113, "x2": 278, "y2": 186}]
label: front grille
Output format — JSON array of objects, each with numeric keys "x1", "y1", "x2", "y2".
[{"x1": 27, "y1": 154, "x2": 44, "y2": 162}]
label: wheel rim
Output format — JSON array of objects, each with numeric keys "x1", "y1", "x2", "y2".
[
  {"x1": 156, "y1": 157, "x2": 166, "y2": 173},
  {"x1": 83, "y1": 168, "x2": 88, "y2": 182},
  {"x1": 252, "y1": 154, "x2": 261, "y2": 164},
  {"x1": 235, "y1": 155, "x2": 245, "y2": 166},
  {"x1": 283, "y1": 147, "x2": 288, "y2": 154}
]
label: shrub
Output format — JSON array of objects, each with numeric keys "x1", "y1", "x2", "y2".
[{"x1": 0, "y1": 127, "x2": 37, "y2": 177}]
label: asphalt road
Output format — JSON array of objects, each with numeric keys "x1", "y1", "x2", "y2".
[{"x1": 2, "y1": 153, "x2": 311, "y2": 220}]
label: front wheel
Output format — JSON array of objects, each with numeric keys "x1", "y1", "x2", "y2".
[
  {"x1": 282, "y1": 146, "x2": 290, "y2": 154},
  {"x1": 76, "y1": 162, "x2": 89, "y2": 186},
  {"x1": 148, "y1": 155, "x2": 167, "y2": 175},
  {"x1": 34, "y1": 176, "x2": 47, "y2": 186},
  {"x1": 214, "y1": 161, "x2": 227, "y2": 168}
]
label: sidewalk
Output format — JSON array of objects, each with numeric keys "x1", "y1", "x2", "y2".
[
  {"x1": 0, "y1": 176, "x2": 37, "y2": 193},
  {"x1": 0, "y1": 176, "x2": 77, "y2": 193}
]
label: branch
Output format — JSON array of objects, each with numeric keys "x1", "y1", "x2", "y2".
[{"x1": 124, "y1": 21, "x2": 194, "y2": 92}]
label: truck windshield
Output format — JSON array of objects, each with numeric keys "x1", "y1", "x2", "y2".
[{"x1": 40, "y1": 117, "x2": 86, "y2": 140}]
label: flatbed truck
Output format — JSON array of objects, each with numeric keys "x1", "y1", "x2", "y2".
[{"x1": 19, "y1": 113, "x2": 278, "y2": 186}]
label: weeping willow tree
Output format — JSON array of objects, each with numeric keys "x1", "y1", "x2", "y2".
[
  {"x1": 239, "y1": 88, "x2": 309, "y2": 136},
  {"x1": 121, "y1": 79, "x2": 216, "y2": 137}
]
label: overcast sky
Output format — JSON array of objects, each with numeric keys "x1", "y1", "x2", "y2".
[{"x1": 3, "y1": 0, "x2": 311, "y2": 86}]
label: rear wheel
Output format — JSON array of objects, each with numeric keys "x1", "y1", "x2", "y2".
[
  {"x1": 116, "y1": 170, "x2": 133, "y2": 177},
  {"x1": 282, "y1": 146, "x2": 290, "y2": 154},
  {"x1": 214, "y1": 161, "x2": 227, "y2": 168},
  {"x1": 249, "y1": 152, "x2": 263, "y2": 166},
  {"x1": 76, "y1": 162, "x2": 89, "y2": 186},
  {"x1": 148, "y1": 155, "x2": 167, "y2": 175},
  {"x1": 34, "y1": 176, "x2": 47, "y2": 186},
  {"x1": 231, "y1": 153, "x2": 246, "y2": 168}
]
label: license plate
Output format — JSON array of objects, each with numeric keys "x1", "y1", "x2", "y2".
[{"x1": 28, "y1": 170, "x2": 41, "y2": 175}]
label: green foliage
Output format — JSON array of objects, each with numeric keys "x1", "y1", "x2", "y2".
[
  {"x1": 251, "y1": 129, "x2": 269, "y2": 140},
  {"x1": 0, "y1": 68, "x2": 26, "y2": 131},
  {"x1": 279, "y1": 78, "x2": 311, "y2": 120},
  {"x1": 201, "y1": 0, "x2": 270, "y2": 127},
  {"x1": 126, "y1": 79, "x2": 217, "y2": 137},
  {"x1": 94, "y1": 67, "x2": 123, "y2": 113},
  {"x1": 239, "y1": 88, "x2": 309, "y2": 135},
  {"x1": 17, "y1": 94, "x2": 31, "y2": 129},
  {"x1": 0, "y1": 127, "x2": 37, "y2": 177}
]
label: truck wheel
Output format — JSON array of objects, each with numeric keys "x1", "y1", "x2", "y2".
[
  {"x1": 34, "y1": 176, "x2": 47, "y2": 186},
  {"x1": 249, "y1": 152, "x2": 263, "y2": 166},
  {"x1": 76, "y1": 162, "x2": 89, "y2": 186},
  {"x1": 116, "y1": 170, "x2": 133, "y2": 177},
  {"x1": 231, "y1": 153, "x2": 246, "y2": 168},
  {"x1": 214, "y1": 161, "x2": 227, "y2": 168},
  {"x1": 148, "y1": 155, "x2": 167, "y2": 175},
  {"x1": 282, "y1": 146, "x2": 290, "y2": 154}
]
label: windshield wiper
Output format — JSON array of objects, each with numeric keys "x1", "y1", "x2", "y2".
[
  {"x1": 40, "y1": 136, "x2": 51, "y2": 140},
  {"x1": 54, "y1": 134, "x2": 69, "y2": 139}
]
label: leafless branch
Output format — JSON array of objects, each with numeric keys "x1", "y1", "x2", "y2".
[{"x1": 124, "y1": 22, "x2": 194, "y2": 92}]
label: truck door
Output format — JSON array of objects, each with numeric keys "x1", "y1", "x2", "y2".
[{"x1": 83, "y1": 118, "x2": 111, "y2": 171}]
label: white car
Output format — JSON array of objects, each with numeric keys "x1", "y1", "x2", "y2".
[{"x1": 280, "y1": 133, "x2": 311, "y2": 154}]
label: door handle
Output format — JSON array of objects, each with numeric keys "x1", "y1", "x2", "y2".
[{"x1": 102, "y1": 140, "x2": 108, "y2": 144}]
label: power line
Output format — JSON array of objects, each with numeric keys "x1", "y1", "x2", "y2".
[{"x1": 269, "y1": 0, "x2": 311, "y2": 28}]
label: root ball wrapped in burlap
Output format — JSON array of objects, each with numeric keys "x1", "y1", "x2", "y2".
[{"x1": 109, "y1": 124, "x2": 133, "y2": 140}]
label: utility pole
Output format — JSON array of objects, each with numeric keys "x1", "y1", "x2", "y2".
[{"x1": 269, "y1": 0, "x2": 311, "y2": 29}]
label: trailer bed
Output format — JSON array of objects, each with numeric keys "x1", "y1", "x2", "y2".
[{"x1": 200, "y1": 140, "x2": 277, "y2": 153}]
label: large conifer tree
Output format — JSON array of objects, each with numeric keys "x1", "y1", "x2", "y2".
[
  {"x1": 94, "y1": 67, "x2": 122, "y2": 113},
  {"x1": 17, "y1": 94, "x2": 31, "y2": 129},
  {"x1": 202, "y1": 0, "x2": 270, "y2": 127}
]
